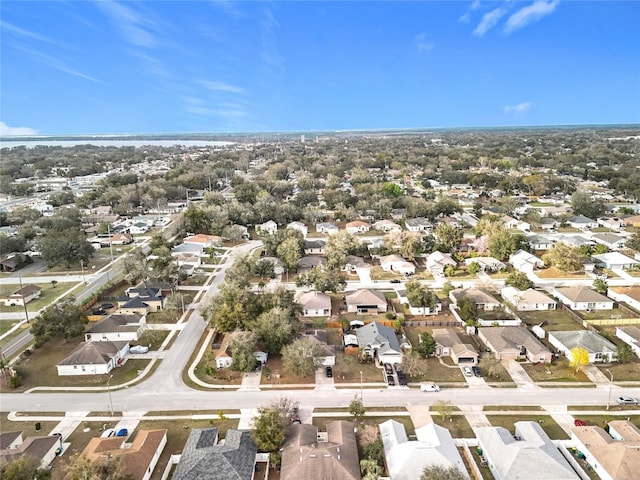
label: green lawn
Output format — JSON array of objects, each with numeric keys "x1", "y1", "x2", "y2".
[
  {"x1": 0, "y1": 282, "x2": 77, "y2": 312},
  {"x1": 596, "y1": 359, "x2": 640, "y2": 382},
  {"x1": 432, "y1": 414, "x2": 475, "y2": 438},
  {"x1": 0, "y1": 319, "x2": 20, "y2": 335},
  {"x1": 485, "y1": 415, "x2": 569, "y2": 439},
  {"x1": 518, "y1": 310, "x2": 582, "y2": 330}
]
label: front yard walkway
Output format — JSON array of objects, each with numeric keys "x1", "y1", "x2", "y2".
[{"x1": 501, "y1": 360, "x2": 537, "y2": 389}]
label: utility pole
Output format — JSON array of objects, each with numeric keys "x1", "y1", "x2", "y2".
[
  {"x1": 107, "y1": 374, "x2": 114, "y2": 416},
  {"x1": 606, "y1": 369, "x2": 614, "y2": 411},
  {"x1": 360, "y1": 370, "x2": 363, "y2": 401},
  {"x1": 80, "y1": 259, "x2": 86, "y2": 284},
  {"x1": 18, "y1": 275, "x2": 30, "y2": 324}
]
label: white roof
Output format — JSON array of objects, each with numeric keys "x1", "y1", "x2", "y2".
[{"x1": 593, "y1": 252, "x2": 638, "y2": 266}]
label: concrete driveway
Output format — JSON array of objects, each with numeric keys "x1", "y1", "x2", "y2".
[
  {"x1": 502, "y1": 360, "x2": 538, "y2": 389},
  {"x1": 315, "y1": 367, "x2": 335, "y2": 390}
]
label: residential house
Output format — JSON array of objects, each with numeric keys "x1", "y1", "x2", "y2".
[
  {"x1": 501, "y1": 215, "x2": 520, "y2": 229},
  {"x1": 343, "y1": 255, "x2": 369, "y2": 275},
  {"x1": 0, "y1": 432, "x2": 61, "y2": 470},
  {"x1": 560, "y1": 235, "x2": 595, "y2": 248},
  {"x1": 295, "y1": 291, "x2": 332, "y2": 317},
  {"x1": 500, "y1": 287, "x2": 557, "y2": 311},
  {"x1": 592, "y1": 252, "x2": 639, "y2": 270},
  {"x1": 256, "y1": 220, "x2": 278, "y2": 235},
  {"x1": 405, "y1": 217, "x2": 432, "y2": 232},
  {"x1": 478, "y1": 327, "x2": 552, "y2": 363},
  {"x1": 572, "y1": 420, "x2": 640, "y2": 480},
  {"x1": 355, "y1": 321, "x2": 402, "y2": 364},
  {"x1": 449, "y1": 288, "x2": 502, "y2": 311},
  {"x1": 183, "y1": 234, "x2": 222, "y2": 248},
  {"x1": 476, "y1": 421, "x2": 580, "y2": 480},
  {"x1": 304, "y1": 239, "x2": 326, "y2": 255},
  {"x1": 426, "y1": 251, "x2": 457, "y2": 277},
  {"x1": 286, "y1": 221, "x2": 308, "y2": 238},
  {"x1": 345, "y1": 220, "x2": 370, "y2": 234},
  {"x1": 0, "y1": 284, "x2": 41, "y2": 307},
  {"x1": 258, "y1": 256, "x2": 284, "y2": 275},
  {"x1": 390, "y1": 208, "x2": 406, "y2": 220},
  {"x1": 608, "y1": 286, "x2": 640, "y2": 311},
  {"x1": 464, "y1": 256, "x2": 506, "y2": 272},
  {"x1": 597, "y1": 217, "x2": 625, "y2": 230},
  {"x1": 396, "y1": 289, "x2": 442, "y2": 315},
  {"x1": 315, "y1": 222, "x2": 339, "y2": 235},
  {"x1": 568, "y1": 215, "x2": 598, "y2": 230},
  {"x1": 527, "y1": 234, "x2": 555, "y2": 251},
  {"x1": 215, "y1": 333, "x2": 238, "y2": 369},
  {"x1": 297, "y1": 255, "x2": 327, "y2": 272},
  {"x1": 119, "y1": 287, "x2": 166, "y2": 314},
  {"x1": 80, "y1": 429, "x2": 167, "y2": 480},
  {"x1": 432, "y1": 329, "x2": 478, "y2": 365},
  {"x1": 280, "y1": 421, "x2": 361, "y2": 480},
  {"x1": 372, "y1": 219, "x2": 402, "y2": 232},
  {"x1": 592, "y1": 233, "x2": 627, "y2": 250},
  {"x1": 457, "y1": 212, "x2": 479, "y2": 227},
  {"x1": 301, "y1": 331, "x2": 336, "y2": 366},
  {"x1": 379, "y1": 254, "x2": 416, "y2": 275},
  {"x1": 624, "y1": 215, "x2": 640, "y2": 228},
  {"x1": 554, "y1": 286, "x2": 614, "y2": 311},
  {"x1": 345, "y1": 289, "x2": 388, "y2": 314},
  {"x1": 379, "y1": 420, "x2": 469, "y2": 480},
  {"x1": 509, "y1": 250, "x2": 544, "y2": 274},
  {"x1": 85, "y1": 313, "x2": 146, "y2": 343},
  {"x1": 172, "y1": 429, "x2": 257, "y2": 480},
  {"x1": 548, "y1": 330, "x2": 617, "y2": 363},
  {"x1": 616, "y1": 325, "x2": 640, "y2": 358},
  {"x1": 56, "y1": 341, "x2": 129, "y2": 376}
]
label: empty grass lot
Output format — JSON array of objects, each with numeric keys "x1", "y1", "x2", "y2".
[
  {"x1": 432, "y1": 414, "x2": 475, "y2": 438},
  {"x1": 536, "y1": 267, "x2": 589, "y2": 279},
  {"x1": 261, "y1": 354, "x2": 316, "y2": 385},
  {"x1": 486, "y1": 415, "x2": 569, "y2": 439},
  {"x1": 517, "y1": 310, "x2": 582, "y2": 330},
  {"x1": 520, "y1": 359, "x2": 591, "y2": 383},
  {"x1": 333, "y1": 352, "x2": 384, "y2": 383},
  {"x1": 596, "y1": 359, "x2": 640, "y2": 382}
]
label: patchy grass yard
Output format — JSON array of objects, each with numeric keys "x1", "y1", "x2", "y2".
[
  {"x1": 326, "y1": 328, "x2": 343, "y2": 346},
  {"x1": 520, "y1": 359, "x2": 591, "y2": 383},
  {"x1": 261, "y1": 354, "x2": 316, "y2": 385},
  {"x1": 0, "y1": 282, "x2": 77, "y2": 312},
  {"x1": 433, "y1": 414, "x2": 475, "y2": 438},
  {"x1": 408, "y1": 357, "x2": 466, "y2": 383},
  {"x1": 485, "y1": 415, "x2": 569, "y2": 439},
  {"x1": 333, "y1": 352, "x2": 384, "y2": 383},
  {"x1": 596, "y1": 359, "x2": 640, "y2": 382},
  {"x1": 518, "y1": 310, "x2": 582, "y2": 330},
  {"x1": 0, "y1": 337, "x2": 150, "y2": 392},
  {"x1": 313, "y1": 415, "x2": 416, "y2": 437},
  {"x1": 536, "y1": 267, "x2": 588, "y2": 279},
  {"x1": 580, "y1": 308, "x2": 634, "y2": 322}
]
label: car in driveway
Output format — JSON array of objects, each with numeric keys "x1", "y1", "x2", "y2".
[
  {"x1": 617, "y1": 396, "x2": 639, "y2": 405},
  {"x1": 325, "y1": 366, "x2": 333, "y2": 378},
  {"x1": 397, "y1": 372, "x2": 407, "y2": 386},
  {"x1": 420, "y1": 383, "x2": 440, "y2": 392},
  {"x1": 387, "y1": 375, "x2": 395, "y2": 386},
  {"x1": 100, "y1": 429, "x2": 116, "y2": 438},
  {"x1": 129, "y1": 345, "x2": 149, "y2": 354},
  {"x1": 384, "y1": 363, "x2": 393, "y2": 374},
  {"x1": 116, "y1": 428, "x2": 128, "y2": 437},
  {"x1": 472, "y1": 366, "x2": 482, "y2": 377},
  {"x1": 462, "y1": 367, "x2": 473, "y2": 377}
]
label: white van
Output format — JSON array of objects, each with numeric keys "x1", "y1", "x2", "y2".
[{"x1": 420, "y1": 383, "x2": 440, "y2": 392}]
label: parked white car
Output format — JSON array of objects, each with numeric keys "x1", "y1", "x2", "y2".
[
  {"x1": 129, "y1": 345, "x2": 149, "y2": 354},
  {"x1": 100, "y1": 428, "x2": 116, "y2": 438},
  {"x1": 420, "y1": 383, "x2": 440, "y2": 392}
]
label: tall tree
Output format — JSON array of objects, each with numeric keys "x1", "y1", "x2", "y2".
[
  {"x1": 252, "y1": 307, "x2": 298, "y2": 354},
  {"x1": 281, "y1": 337, "x2": 321, "y2": 377},
  {"x1": 542, "y1": 243, "x2": 585, "y2": 272},
  {"x1": 31, "y1": 297, "x2": 87, "y2": 346},
  {"x1": 324, "y1": 231, "x2": 360, "y2": 270},
  {"x1": 295, "y1": 265, "x2": 346, "y2": 293},
  {"x1": 417, "y1": 332, "x2": 436, "y2": 358},
  {"x1": 1, "y1": 456, "x2": 51, "y2": 480},
  {"x1": 38, "y1": 228, "x2": 94, "y2": 268},
  {"x1": 505, "y1": 271, "x2": 533, "y2": 290},
  {"x1": 488, "y1": 229, "x2": 517, "y2": 261},
  {"x1": 571, "y1": 191, "x2": 605, "y2": 219},
  {"x1": 252, "y1": 398, "x2": 296, "y2": 452},
  {"x1": 276, "y1": 236, "x2": 303, "y2": 274},
  {"x1": 63, "y1": 452, "x2": 128, "y2": 480},
  {"x1": 570, "y1": 347, "x2": 589, "y2": 373},
  {"x1": 434, "y1": 223, "x2": 463, "y2": 253}
]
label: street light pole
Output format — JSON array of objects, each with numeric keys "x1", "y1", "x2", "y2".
[
  {"x1": 606, "y1": 369, "x2": 614, "y2": 411},
  {"x1": 107, "y1": 374, "x2": 114, "y2": 416},
  {"x1": 18, "y1": 275, "x2": 30, "y2": 324},
  {"x1": 360, "y1": 370, "x2": 363, "y2": 401}
]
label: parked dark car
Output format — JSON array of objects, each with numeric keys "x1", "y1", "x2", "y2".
[
  {"x1": 384, "y1": 363, "x2": 393, "y2": 374},
  {"x1": 397, "y1": 372, "x2": 407, "y2": 386},
  {"x1": 390, "y1": 279, "x2": 401, "y2": 284},
  {"x1": 325, "y1": 366, "x2": 333, "y2": 378},
  {"x1": 116, "y1": 428, "x2": 128, "y2": 437},
  {"x1": 472, "y1": 366, "x2": 482, "y2": 377},
  {"x1": 387, "y1": 375, "x2": 395, "y2": 386}
]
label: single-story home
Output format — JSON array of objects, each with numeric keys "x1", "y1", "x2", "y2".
[
  {"x1": 597, "y1": 217, "x2": 625, "y2": 230},
  {"x1": 608, "y1": 286, "x2": 640, "y2": 311},
  {"x1": 355, "y1": 321, "x2": 403, "y2": 364},
  {"x1": 345, "y1": 220, "x2": 370, "y2": 234},
  {"x1": 0, "y1": 432, "x2": 61, "y2": 470},
  {"x1": 464, "y1": 256, "x2": 506, "y2": 272},
  {"x1": 80, "y1": 429, "x2": 167, "y2": 480},
  {"x1": 315, "y1": 222, "x2": 339, "y2": 235},
  {"x1": 304, "y1": 239, "x2": 327, "y2": 255},
  {"x1": 56, "y1": 341, "x2": 129, "y2": 376},
  {"x1": 0, "y1": 284, "x2": 41, "y2": 307},
  {"x1": 592, "y1": 252, "x2": 639, "y2": 270},
  {"x1": 591, "y1": 233, "x2": 626, "y2": 250},
  {"x1": 379, "y1": 254, "x2": 416, "y2": 275},
  {"x1": 373, "y1": 219, "x2": 402, "y2": 232},
  {"x1": 85, "y1": 313, "x2": 146, "y2": 343},
  {"x1": 616, "y1": 325, "x2": 640, "y2": 358},
  {"x1": 548, "y1": 330, "x2": 618, "y2": 363},
  {"x1": 301, "y1": 331, "x2": 336, "y2": 367},
  {"x1": 257, "y1": 220, "x2": 278, "y2": 235},
  {"x1": 343, "y1": 255, "x2": 370, "y2": 274},
  {"x1": 345, "y1": 289, "x2": 388, "y2": 314},
  {"x1": 527, "y1": 234, "x2": 555, "y2": 251},
  {"x1": 568, "y1": 215, "x2": 598, "y2": 230},
  {"x1": 287, "y1": 221, "x2": 308, "y2": 238},
  {"x1": 449, "y1": 288, "x2": 502, "y2": 311},
  {"x1": 509, "y1": 250, "x2": 544, "y2": 274},
  {"x1": 500, "y1": 287, "x2": 557, "y2": 311},
  {"x1": 477, "y1": 422, "x2": 580, "y2": 480},
  {"x1": 280, "y1": 421, "x2": 360, "y2": 480},
  {"x1": 183, "y1": 233, "x2": 222, "y2": 248},
  {"x1": 396, "y1": 289, "x2": 442, "y2": 315},
  {"x1": 426, "y1": 251, "x2": 457, "y2": 277},
  {"x1": 478, "y1": 326, "x2": 552, "y2": 363},
  {"x1": 553, "y1": 286, "x2": 614, "y2": 311},
  {"x1": 297, "y1": 255, "x2": 327, "y2": 272},
  {"x1": 405, "y1": 217, "x2": 432, "y2": 232},
  {"x1": 295, "y1": 291, "x2": 332, "y2": 317},
  {"x1": 432, "y1": 329, "x2": 478, "y2": 365},
  {"x1": 572, "y1": 420, "x2": 640, "y2": 480},
  {"x1": 380, "y1": 420, "x2": 469, "y2": 480}
]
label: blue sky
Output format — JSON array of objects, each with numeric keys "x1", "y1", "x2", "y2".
[{"x1": 1, "y1": 1, "x2": 639, "y2": 135}]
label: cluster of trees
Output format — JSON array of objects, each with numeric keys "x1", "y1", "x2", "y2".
[{"x1": 31, "y1": 297, "x2": 87, "y2": 346}]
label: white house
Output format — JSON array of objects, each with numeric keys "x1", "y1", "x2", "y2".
[
  {"x1": 396, "y1": 289, "x2": 443, "y2": 315},
  {"x1": 56, "y1": 341, "x2": 129, "y2": 376},
  {"x1": 405, "y1": 217, "x2": 432, "y2": 232},
  {"x1": 568, "y1": 215, "x2": 598, "y2": 230},
  {"x1": 509, "y1": 250, "x2": 544, "y2": 274},
  {"x1": 315, "y1": 222, "x2": 339, "y2": 235},
  {"x1": 84, "y1": 314, "x2": 146, "y2": 343},
  {"x1": 464, "y1": 256, "x2": 506, "y2": 272},
  {"x1": 554, "y1": 286, "x2": 614, "y2": 311},
  {"x1": 500, "y1": 287, "x2": 557, "y2": 311},
  {"x1": 426, "y1": 251, "x2": 457, "y2": 277},
  {"x1": 591, "y1": 233, "x2": 626, "y2": 250},
  {"x1": 608, "y1": 286, "x2": 640, "y2": 311},
  {"x1": 379, "y1": 254, "x2": 416, "y2": 275},
  {"x1": 295, "y1": 290, "x2": 332, "y2": 317},
  {"x1": 286, "y1": 221, "x2": 308, "y2": 238},
  {"x1": 0, "y1": 284, "x2": 41, "y2": 307},
  {"x1": 548, "y1": 330, "x2": 618, "y2": 363},
  {"x1": 0, "y1": 432, "x2": 61, "y2": 470},
  {"x1": 616, "y1": 326, "x2": 640, "y2": 358},
  {"x1": 449, "y1": 288, "x2": 502, "y2": 311},
  {"x1": 345, "y1": 289, "x2": 388, "y2": 314},
  {"x1": 592, "y1": 252, "x2": 639, "y2": 270},
  {"x1": 257, "y1": 220, "x2": 278, "y2": 235},
  {"x1": 304, "y1": 238, "x2": 326, "y2": 255},
  {"x1": 345, "y1": 220, "x2": 370, "y2": 234},
  {"x1": 372, "y1": 219, "x2": 402, "y2": 232},
  {"x1": 597, "y1": 216, "x2": 625, "y2": 230}
]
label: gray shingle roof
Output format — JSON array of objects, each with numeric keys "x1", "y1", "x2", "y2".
[
  {"x1": 550, "y1": 330, "x2": 617, "y2": 354},
  {"x1": 57, "y1": 341, "x2": 128, "y2": 366},
  {"x1": 355, "y1": 322, "x2": 401, "y2": 354}
]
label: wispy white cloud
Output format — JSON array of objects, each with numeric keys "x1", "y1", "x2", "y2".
[
  {"x1": 96, "y1": 0, "x2": 158, "y2": 48},
  {"x1": 201, "y1": 80, "x2": 246, "y2": 94},
  {"x1": 473, "y1": 7, "x2": 507, "y2": 36},
  {"x1": 0, "y1": 20, "x2": 66, "y2": 47},
  {"x1": 414, "y1": 33, "x2": 435, "y2": 52},
  {"x1": 459, "y1": 0, "x2": 483, "y2": 23},
  {"x1": 12, "y1": 44, "x2": 101, "y2": 82},
  {"x1": 0, "y1": 122, "x2": 38, "y2": 136},
  {"x1": 504, "y1": 102, "x2": 532, "y2": 114},
  {"x1": 504, "y1": 0, "x2": 559, "y2": 34}
]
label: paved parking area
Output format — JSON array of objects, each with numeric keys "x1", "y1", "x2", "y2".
[{"x1": 315, "y1": 367, "x2": 335, "y2": 390}]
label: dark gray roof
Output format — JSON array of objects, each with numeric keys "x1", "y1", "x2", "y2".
[
  {"x1": 57, "y1": 341, "x2": 128, "y2": 366},
  {"x1": 86, "y1": 314, "x2": 142, "y2": 334},
  {"x1": 355, "y1": 322, "x2": 401, "y2": 354},
  {"x1": 172, "y1": 429, "x2": 256, "y2": 480}
]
